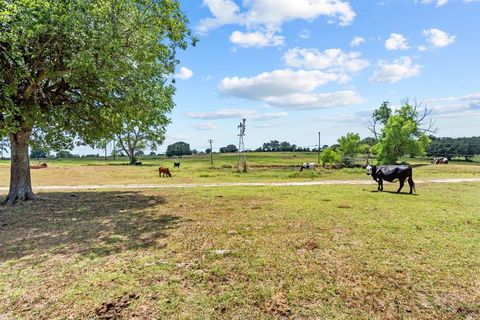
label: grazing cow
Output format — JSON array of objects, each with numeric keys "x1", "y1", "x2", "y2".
[
  {"x1": 173, "y1": 162, "x2": 180, "y2": 168},
  {"x1": 366, "y1": 165, "x2": 415, "y2": 194},
  {"x1": 158, "y1": 167, "x2": 172, "y2": 177},
  {"x1": 432, "y1": 157, "x2": 448, "y2": 164},
  {"x1": 134, "y1": 161, "x2": 142, "y2": 166},
  {"x1": 30, "y1": 163, "x2": 48, "y2": 169},
  {"x1": 300, "y1": 163, "x2": 316, "y2": 171}
]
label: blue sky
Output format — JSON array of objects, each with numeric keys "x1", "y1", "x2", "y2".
[{"x1": 92, "y1": 0, "x2": 480, "y2": 154}]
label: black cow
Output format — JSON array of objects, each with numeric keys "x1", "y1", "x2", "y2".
[
  {"x1": 366, "y1": 165, "x2": 416, "y2": 194},
  {"x1": 300, "y1": 163, "x2": 316, "y2": 171},
  {"x1": 173, "y1": 162, "x2": 180, "y2": 168}
]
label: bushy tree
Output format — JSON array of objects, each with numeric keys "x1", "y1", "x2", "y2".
[
  {"x1": 360, "y1": 137, "x2": 377, "y2": 147},
  {"x1": 0, "y1": 0, "x2": 194, "y2": 204},
  {"x1": 166, "y1": 142, "x2": 192, "y2": 157},
  {"x1": 115, "y1": 117, "x2": 168, "y2": 164},
  {"x1": 319, "y1": 147, "x2": 340, "y2": 167},
  {"x1": 338, "y1": 133, "x2": 368, "y2": 157},
  {"x1": 56, "y1": 150, "x2": 75, "y2": 158},
  {"x1": 337, "y1": 132, "x2": 369, "y2": 166},
  {"x1": 259, "y1": 140, "x2": 297, "y2": 152},
  {"x1": 367, "y1": 101, "x2": 392, "y2": 140},
  {"x1": 367, "y1": 100, "x2": 435, "y2": 141},
  {"x1": 375, "y1": 103, "x2": 431, "y2": 164},
  {"x1": 261, "y1": 140, "x2": 280, "y2": 152},
  {"x1": 219, "y1": 144, "x2": 238, "y2": 153},
  {"x1": 30, "y1": 147, "x2": 49, "y2": 159}
]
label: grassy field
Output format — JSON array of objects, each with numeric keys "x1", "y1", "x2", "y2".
[
  {"x1": 1, "y1": 153, "x2": 479, "y2": 319},
  {"x1": 1, "y1": 152, "x2": 479, "y2": 187},
  {"x1": 1, "y1": 183, "x2": 479, "y2": 319}
]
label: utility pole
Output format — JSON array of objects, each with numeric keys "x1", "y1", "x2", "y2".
[
  {"x1": 317, "y1": 131, "x2": 321, "y2": 164},
  {"x1": 208, "y1": 139, "x2": 214, "y2": 164}
]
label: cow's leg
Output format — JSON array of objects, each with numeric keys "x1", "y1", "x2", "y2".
[
  {"x1": 408, "y1": 177, "x2": 415, "y2": 194},
  {"x1": 377, "y1": 177, "x2": 383, "y2": 191},
  {"x1": 397, "y1": 178, "x2": 405, "y2": 193}
]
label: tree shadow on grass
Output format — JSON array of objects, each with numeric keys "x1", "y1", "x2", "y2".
[{"x1": 0, "y1": 191, "x2": 180, "y2": 263}]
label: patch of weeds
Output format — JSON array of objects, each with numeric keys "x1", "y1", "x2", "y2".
[{"x1": 287, "y1": 170, "x2": 320, "y2": 179}]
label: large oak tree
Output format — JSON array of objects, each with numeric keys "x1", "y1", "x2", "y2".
[{"x1": 0, "y1": 0, "x2": 194, "y2": 204}]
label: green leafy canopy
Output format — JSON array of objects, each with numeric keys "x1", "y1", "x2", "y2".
[
  {"x1": 0, "y1": 0, "x2": 196, "y2": 147},
  {"x1": 374, "y1": 103, "x2": 431, "y2": 164}
]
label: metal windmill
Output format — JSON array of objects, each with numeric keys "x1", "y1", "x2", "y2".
[{"x1": 237, "y1": 118, "x2": 247, "y2": 172}]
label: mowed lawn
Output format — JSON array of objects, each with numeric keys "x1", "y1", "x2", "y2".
[
  {"x1": 1, "y1": 153, "x2": 479, "y2": 186},
  {"x1": 1, "y1": 183, "x2": 479, "y2": 319}
]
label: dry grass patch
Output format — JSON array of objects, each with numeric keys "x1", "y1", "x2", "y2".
[{"x1": 1, "y1": 183, "x2": 479, "y2": 319}]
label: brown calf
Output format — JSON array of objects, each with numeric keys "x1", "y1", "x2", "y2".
[{"x1": 158, "y1": 167, "x2": 172, "y2": 177}]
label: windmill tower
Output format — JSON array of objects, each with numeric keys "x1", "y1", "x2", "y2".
[{"x1": 237, "y1": 118, "x2": 247, "y2": 172}]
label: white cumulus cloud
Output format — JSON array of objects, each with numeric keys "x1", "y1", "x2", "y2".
[
  {"x1": 422, "y1": 28, "x2": 456, "y2": 47},
  {"x1": 385, "y1": 33, "x2": 410, "y2": 51},
  {"x1": 230, "y1": 30, "x2": 284, "y2": 48},
  {"x1": 218, "y1": 69, "x2": 364, "y2": 110},
  {"x1": 370, "y1": 57, "x2": 421, "y2": 83},
  {"x1": 219, "y1": 69, "x2": 347, "y2": 100},
  {"x1": 284, "y1": 48, "x2": 369, "y2": 73},
  {"x1": 197, "y1": 0, "x2": 244, "y2": 33},
  {"x1": 350, "y1": 36, "x2": 365, "y2": 47},
  {"x1": 175, "y1": 67, "x2": 193, "y2": 80},
  {"x1": 198, "y1": 0, "x2": 356, "y2": 33},
  {"x1": 264, "y1": 91, "x2": 365, "y2": 110}
]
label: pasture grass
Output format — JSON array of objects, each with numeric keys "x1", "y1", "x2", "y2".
[
  {"x1": 1, "y1": 183, "x2": 479, "y2": 319},
  {"x1": 0, "y1": 152, "x2": 479, "y2": 187}
]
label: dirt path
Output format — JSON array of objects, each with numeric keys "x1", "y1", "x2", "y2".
[{"x1": 0, "y1": 178, "x2": 479, "y2": 192}]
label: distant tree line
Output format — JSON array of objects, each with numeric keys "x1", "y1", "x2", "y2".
[
  {"x1": 253, "y1": 140, "x2": 311, "y2": 152},
  {"x1": 427, "y1": 136, "x2": 480, "y2": 160}
]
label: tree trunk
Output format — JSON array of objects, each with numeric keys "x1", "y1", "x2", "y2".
[
  {"x1": 128, "y1": 150, "x2": 136, "y2": 165},
  {"x1": 5, "y1": 127, "x2": 35, "y2": 205}
]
